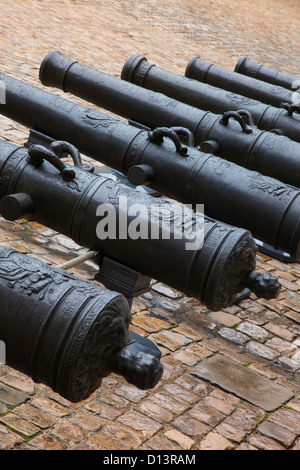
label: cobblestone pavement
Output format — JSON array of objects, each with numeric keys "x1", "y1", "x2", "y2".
[{"x1": 0, "y1": 0, "x2": 299, "y2": 451}]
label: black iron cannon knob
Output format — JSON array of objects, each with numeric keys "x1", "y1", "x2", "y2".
[
  {"x1": 111, "y1": 347, "x2": 163, "y2": 390},
  {"x1": 0, "y1": 193, "x2": 35, "y2": 221},
  {"x1": 245, "y1": 271, "x2": 281, "y2": 300},
  {"x1": 127, "y1": 164, "x2": 154, "y2": 186},
  {"x1": 199, "y1": 140, "x2": 220, "y2": 154}
]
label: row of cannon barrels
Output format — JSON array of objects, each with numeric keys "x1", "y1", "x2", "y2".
[{"x1": 0, "y1": 50, "x2": 298, "y2": 402}]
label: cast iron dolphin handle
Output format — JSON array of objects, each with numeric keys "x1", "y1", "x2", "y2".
[
  {"x1": 28, "y1": 144, "x2": 76, "y2": 181},
  {"x1": 281, "y1": 102, "x2": 300, "y2": 117},
  {"x1": 148, "y1": 126, "x2": 189, "y2": 156},
  {"x1": 28, "y1": 141, "x2": 94, "y2": 178},
  {"x1": 220, "y1": 110, "x2": 254, "y2": 134},
  {"x1": 49, "y1": 140, "x2": 95, "y2": 173}
]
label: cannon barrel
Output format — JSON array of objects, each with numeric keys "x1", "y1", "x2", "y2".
[
  {"x1": 0, "y1": 138, "x2": 282, "y2": 310},
  {"x1": 1, "y1": 65, "x2": 300, "y2": 260},
  {"x1": 185, "y1": 56, "x2": 296, "y2": 109},
  {"x1": 0, "y1": 246, "x2": 163, "y2": 402},
  {"x1": 121, "y1": 54, "x2": 300, "y2": 144},
  {"x1": 235, "y1": 57, "x2": 300, "y2": 92},
  {"x1": 38, "y1": 51, "x2": 300, "y2": 189}
]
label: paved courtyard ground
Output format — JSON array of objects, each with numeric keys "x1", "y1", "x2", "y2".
[{"x1": 0, "y1": 0, "x2": 299, "y2": 451}]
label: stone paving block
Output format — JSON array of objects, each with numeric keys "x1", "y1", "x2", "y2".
[
  {"x1": 30, "y1": 397, "x2": 70, "y2": 418},
  {"x1": 134, "y1": 397, "x2": 174, "y2": 423},
  {"x1": 160, "y1": 355, "x2": 189, "y2": 382},
  {"x1": 118, "y1": 410, "x2": 162, "y2": 439},
  {"x1": 0, "y1": 373, "x2": 35, "y2": 395},
  {"x1": 209, "y1": 388, "x2": 241, "y2": 408},
  {"x1": 208, "y1": 311, "x2": 241, "y2": 327},
  {"x1": 28, "y1": 433, "x2": 67, "y2": 450},
  {"x1": 173, "y1": 413, "x2": 210, "y2": 438},
  {"x1": 248, "y1": 432, "x2": 286, "y2": 451},
  {"x1": 284, "y1": 310, "x2": 300, "y2": 324},
  {"x1": 282, "y1": 299, "x2": 300, "y2": 318},
  {"x1": 218, "y1": 327, "x2": 249, "y2": 345},
  {"x1": 164, "y1": 429, "x2": 194, "y2": 450},
  {"x1": 0, "y1": 402, "x2": 7, "y2": 415},
  {"x1": 257, "y1": 420, "x2": 296, "y2": 448},
  {"x1": 50, "y1": 421, "x2": 88, "y2": 447},
  {"x1": 222, "y1": 403, "x2": 266, "y2": 433},
  {"x1": 174, "y1": 372, "x2": 211, "y2": 395},
  {"x1": 268, "y1": 408, "x2": 300, "y2": 434},
  {"x1": 235, "y1": 443, "x2": 258, "y2": 450},
  {"x1": 264, "y1": 322, "x2": 295, "y2": 341},
  {"x1": 132, "y1": 309, "x2": 177, "y2": 333},
  {"x1": 215, "y1": 421, "x2": 247, "y2": 443},
  {"x1": 95, "y1": 392, "x2": 131, "y2": 412},
  {"x1": 13, "y1": 403, "x2": 56, "y2": 429},
  {"x1": 151, "y1": 392, "x2": 190, "y2": 415},
  {"x1": 102, "y1": 422, "x2": 145, "y2": 448},
  {"x1": 114, "y1": 383, "x2": 148, "y2": 403},
  {"x1": 286, "y1": 397, "x2": 300, "y2": 413},
  {"x1": 143, "y1": 434, "x2": 182, "y2": 450},
  {"x1": 192, "y1": 354, "x2": 294, "y2": 411},
  {"x1": 70, "y1": 409, "x2": 104, "y2": 432},
  {"x1": 0, "y1": 413, "x2": 40, "y2": 437},
  {"x1": 198, "y1": 432, "x2": 234, "y2": 450},
  {"x1": 0, "y1": 423, "x2": 24, "y2": 449},
  {"x1": 291, "y1": 438, "x2": 300, "y2": 450},
  {"x1": 236, "y1": 321, "x2": 270, "y2": 341},
  {"x1": 203, "y1": 395, "x2": 236, "y2": 415},
  {"x1": 188, "y1": 402, "x2": 225, "y2": 427},
  {"x1": 265, "y1": 337, "x2": 298, "y2": 356},
  {"x1": 172, "y1": 348, "x2": 200, "y2": 366},
  {"x1": 278, "y1": 356, "x2": 300, "y2": 373},
  {"x1": 172, "y1": 323, "x2": 204, "y2": 341},
  {"x1": 0, "y1": 383, "x2": 29, "y2": 406},
  {"x1": 151, "y1": 282, "x2": 183, "y2": 299},
  {"x1": 292, "y1": 350, "x2": 300, "y2": 363},
  {"x1": 245, "y1": 340, "x2": 280, "y2": 360},
  {"x1": 184, "y1": 342, "x2": 214, "y2": 359},
  {"x1": 148, "y1": 329, "x2": 192, "y2": 351},
  {"x1": 160, "y1": 383, "x2": 199, "y2": 405}
]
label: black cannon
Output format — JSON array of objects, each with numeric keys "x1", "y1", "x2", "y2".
[
  {"x1": 120, "y1": 54, "x2": 300, "y2": 144},
  {"x1": 0, "y1": 245, "x2": 164, "y2": 402},
  {"x1": 1, "y1": 65, "x2": 300, "y2": 260},
  {"x1": 0, "y1": 138, "x2": 281, "y2": 310},
  {"x1": 235, "y1": 57, "x2": 300, "y2": 92},
  {"x1": 185, "y1": 56, "x2": 296, "y2": 109},
  {"x1": 38, "y1": 51, "x2": 300, "y2": 190},
  {"x1": 129, "y1": 54, "x2": 300, "y2": 142}
]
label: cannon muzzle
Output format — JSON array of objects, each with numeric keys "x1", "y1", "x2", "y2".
[
  {"x1": 185, "y1": 56, "x2": 295, "y2": 109},
  {"x1": 0, "y1": 246, "x2": 162, "y2": 402},
  {"x1": 235, "y1": 57, "x2": 300, "y2": 92}
]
